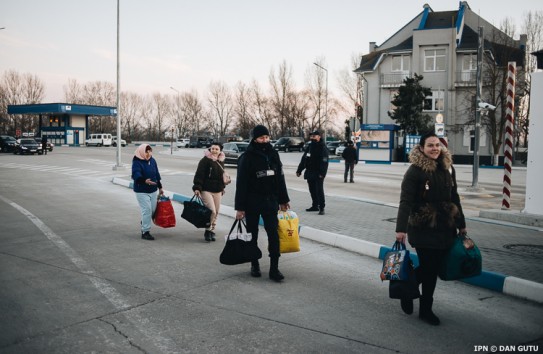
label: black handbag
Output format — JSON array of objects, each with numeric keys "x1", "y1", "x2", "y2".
[
  {"x1": 181, "y1": 195, "x2": 212, "y2": 228},
  {"x1": 220, "y1": 219, "x2": 262, "y2": 265},
  {"x1": 389, "y1": 262, "x2": 420, "y2": 300}
]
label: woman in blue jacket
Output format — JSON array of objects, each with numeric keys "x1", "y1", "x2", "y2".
[{"x1": 132, "y1": 144, "x2": 163, "y2": 240}]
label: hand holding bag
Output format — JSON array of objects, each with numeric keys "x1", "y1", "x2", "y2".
[
  {"x1": 439, "y1": 233, "x2": 482, "y2": 281},
  {"x1": 181, "y1": 195, "x2": 212, "y2": 228},
  {"x1": 220, "y1": 219, "x2": 262, "y2": 265},
  {"x1": 277, "y1": 210, "x2": 300, "y2": 253},
  {"x1": 153, "y1": 195, "x2": 176, "y2": 228},
  {"x1": 380, "y1": 241, "x2": 412, "y2": 281}
]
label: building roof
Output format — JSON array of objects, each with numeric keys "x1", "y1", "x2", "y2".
[
  {"x1": 354, "y1": 3, "x2": 525, "y2": 73},
  {"x1": 7, "y1": 103, "x2": 116, "y2": 116}
]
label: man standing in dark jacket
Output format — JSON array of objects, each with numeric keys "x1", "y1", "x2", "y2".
[
  {"x1": 235, "y1": 125, "x2": 290, "y2": 282},
  {"x1": 341, "y1": 140, "x2": 357, "y2": 183},
  {"x1": 296, "y1": 130, "x2": 329, "y2": 215}
]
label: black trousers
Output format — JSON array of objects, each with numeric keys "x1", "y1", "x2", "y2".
[
  {"x1": 415, "y1": 248, "x2": 447, "y2": 299},
  {"x1": 307, "y1": 177, "x2": 325, "y2": 209},
  {"x1": 344, "y1": 163, "x2": 355, "y2": 182},
  {"x1": 245, "y1": 198, "x2": 280, "y2": 259}
]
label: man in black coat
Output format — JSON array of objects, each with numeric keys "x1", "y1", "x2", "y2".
[
  {"x1": 341, "y1": 140, "x2": 357, "y2": 183},
  {"x1": 235, "y1": 125, "x2": 290, "y2": 282},
  {"x1": 296, "y1": 130, "x2": 329, "y2": 215}
]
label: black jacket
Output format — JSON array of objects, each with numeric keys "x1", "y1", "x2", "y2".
[
  {"x1": 395, "y1": 145, "x2": 466, "y2": 250},
  {"x1": 235, "y1": 141, "x2": 290, "y2": 211},
  {"x1": 192, "y1": 150, "x2": 226, "y2": 193},
  {"x1": 296, "y1": 140, "x2": 329, "y2": 179},
  {"x1": 342, "y1": 145, "x2": 357, "y2": 164}
]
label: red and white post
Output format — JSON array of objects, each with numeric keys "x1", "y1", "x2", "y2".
[{"x1": 502, "y1": 62, "x2": 516, "y2": 209}]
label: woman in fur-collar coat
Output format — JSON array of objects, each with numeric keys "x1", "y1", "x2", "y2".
[
  {"x1": 192, "y1": 143, "x2": 227, "y2": 242},
  {"x1": 395, "y1": 132, "x2": 467, "y2": 326}
]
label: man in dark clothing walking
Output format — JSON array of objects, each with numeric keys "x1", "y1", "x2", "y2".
[
  {"x1": 296, "y1": 130, "x2": 329, "y2": 215},
  {"x1": 41, "y1": 136, "x2": 48, "y2": 155},
  {"x1": 342, "y1": 140, "x2": 357, "y2": 183},
  {"x1": 235, "y1": 125, "x2": 291, "y2": 282}
]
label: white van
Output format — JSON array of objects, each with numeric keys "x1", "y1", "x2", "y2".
[{"x1": 85, "y1": 133, "x2": 113, "y2": 147}]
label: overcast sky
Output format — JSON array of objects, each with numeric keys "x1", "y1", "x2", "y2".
[{"x1": 1, "y1": 0, "x2": 541, "y2": 102}]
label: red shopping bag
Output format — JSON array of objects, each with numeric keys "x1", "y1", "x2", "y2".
[{"x1": 153, "y1": 195, "x2": 176, "y2": 228}]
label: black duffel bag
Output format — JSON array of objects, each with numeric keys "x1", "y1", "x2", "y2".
[{"x1": 181, "y1": 195, "x2": 212, "y2": 228}]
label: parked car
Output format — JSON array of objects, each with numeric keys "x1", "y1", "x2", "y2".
[
  {"x1": 34, "y1": 137, "x2": 54, "y2": 152},
  {"x1": 189, "y1": 136, "x2": 213, "y2": 148},
  {"x1": 336, "y1": 145, "x2": 347, "y2": 156},
  {"x1": 14, "y1": 138, "x2": 43, "y2": 155},
  {"x1": 112, "y1": 136, "x2": 127, "y2": 147},
  {"x1": 0, "y1": 135, "x2": 18, "y2": 153},
  {"x1": 326, "y1": 141, "x2": 344, "y2": 155},
  {"x1": 273, "y1": 137, "x2": 305, "y2": 152},
  {"x1": 85, "y1": 133, "x2": 113, "y2": 147},
  {"x1": 176, "y1": 138, "x2": 190, "y2": 148},
  {"x1": 223, "y1": 142, "x2": 249, "y2": 165}
]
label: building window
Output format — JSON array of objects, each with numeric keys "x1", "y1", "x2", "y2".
[
  {"x1": 462, "y1": 53, "x2": 477, "y2": 71},
  {"x1": 392, "y1": 55, "x2": 410, "y2": 72},
  {"x1": 424, "y1": 49, "x2": 446, "y2": 71},
  {"x1": 423, "y1": 90, "x2": 444, "y2": 112}
]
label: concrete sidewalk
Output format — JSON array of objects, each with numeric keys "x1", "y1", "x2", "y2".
[{"x1": 112, "y1": 176, "x2": 543, "y2": 304}]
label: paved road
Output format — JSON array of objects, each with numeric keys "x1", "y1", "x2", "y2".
[{"x1": 0, "y1": 147, "x2": 541, "y2": 353}]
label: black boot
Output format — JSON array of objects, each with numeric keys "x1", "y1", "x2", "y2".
[
  {"x1": 210, "y1": 231, "x2": 216, "y2": 241},
  {"x1": 401, "y1": 297, "x2": 414, "y2": 315},
  {"x1": 204, "y1": 230, "x2": 211, "y2": 242},
  {"x1": 269, "y1": 257, "x2": 284, "y2": 282},
  {"x1": 419, "y1": 297, "x2": 440, "y2": 325},
  {"x1": 141, "y1": 231, "x2": 155, "y2": 240},
  {"x1": 250, "y1": 260, "x2": 261, "y2": 277},
  {"x1": 306, "y1": 206, "x2": 319, "y2": 212},
  {"x1": 318, "y1": 208, "x2": 325, "y2": 215}
]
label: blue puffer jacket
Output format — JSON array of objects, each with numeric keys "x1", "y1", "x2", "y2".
[{"x1": 132, "y1": 156, "x2": 162, "y2": 193}]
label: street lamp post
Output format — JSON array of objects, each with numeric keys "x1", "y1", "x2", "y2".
[
  {"x1": 113, "y1": 0, "x2": 123, "y2": 170},
  {"x1": 313, "y1": 63, "x2": 328, "y2": 141},
  {"x1": 170, "y1": 87, "x2": 180, "y2": 155},
  {"x1": 471, "y1": 26, "x2": 484, "y2": 190}
]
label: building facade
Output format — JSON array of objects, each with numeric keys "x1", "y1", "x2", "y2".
[{"x1": 355, "y1": 1, "x2": 525, "y2": 164}]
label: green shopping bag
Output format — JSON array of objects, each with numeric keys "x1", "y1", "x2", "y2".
[{"x1": 439, "y1": 233, "x2": 482, "y2": 281}]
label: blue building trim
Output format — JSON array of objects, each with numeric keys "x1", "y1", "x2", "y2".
[{"x1": 7, "y1": 103, "x2": 117, "y2": 116}]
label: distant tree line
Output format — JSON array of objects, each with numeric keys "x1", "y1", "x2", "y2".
[{"x1": 0, "y1": 57, "x2": 364, "y2": 142}]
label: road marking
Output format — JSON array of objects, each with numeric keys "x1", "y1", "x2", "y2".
[
  {"x1": 0, "y1": 162, "x2": 115, "y2": 178},
  {"x1": 0, "y1": 195, "x2": 177, "y2": 353}
]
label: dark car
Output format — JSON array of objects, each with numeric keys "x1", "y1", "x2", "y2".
[
  {"x1": 0, "y1": 135, "x2": 18, "y2": 153},
  {"x1": 273, "y1": 137, "x2": 305, "y2": 152},
  {"x1": 223, "y1": 142, "x2": 249, "y2": 165},
  {"x1": 14, "y1": 138, "x2": 43, "y2": 155},
  {"x1": 34, "y1": 137, "x2": 54, "y2": 152},
  {"x1": 326, "y1": 141, "x2": 344, "y2": 155}
]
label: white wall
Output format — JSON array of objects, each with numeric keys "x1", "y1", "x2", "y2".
[{"x1": 524, "y1": 72, "x2": 543, "y2": 215}]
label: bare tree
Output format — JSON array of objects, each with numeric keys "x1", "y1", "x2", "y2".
[
  {"x1": 305, "y1": 58, "x2": 327, "y2": 133},
  {"x1": 0, "y1": 70, "x2": 45, "y2": 135},
  {"x1": 269, "y1": 60, "x2": 300, "y2": 136},
  {"x1": 151, "y1": 92, "x2": 173, "y2": 141},
  {"x1": 233, "y1": 81, "x2": 254, "y2": 137},
  {"x1": 119, "y1": 92, "x2": 144, "y2": 141},
  {"x1": 250, "y1": 80, "x2": 276, "y2": 136},
  {"x1": 63, "y1": 78, "x2": 83, "y2": 103},
  {"x1": 181, "y1": 90, "x2": 204, "y2": 136},
  {"x1": 207, "y1": 80, "x2": 233, "y2": 137}
]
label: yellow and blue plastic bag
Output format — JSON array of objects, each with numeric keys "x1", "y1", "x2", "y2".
[{"x1": 277, "y1": 210, "x2": 300, "y2": 253}]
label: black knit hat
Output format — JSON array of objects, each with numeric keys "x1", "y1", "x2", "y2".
[{"x1": 252, "y1": 125, "x2": 270, "y2": 139}]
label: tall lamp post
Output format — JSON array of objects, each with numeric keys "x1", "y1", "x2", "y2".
[
  {"x1": 113, "y1": 0, "x2": 123, "y2": 170},
  {"x1": 170, "y1": 87, "x2": 180, "y2": 155},
  {"x1": 313, "y1": 63, "x2": 328, "y2": 141}
]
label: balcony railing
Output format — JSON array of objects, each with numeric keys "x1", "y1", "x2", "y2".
[
  {"x1": 456, "y1": 71, "x2": 476, "y2": 85},
  {"x1": 380, "y1": 73, "x2": 411, "y2": 86}
]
